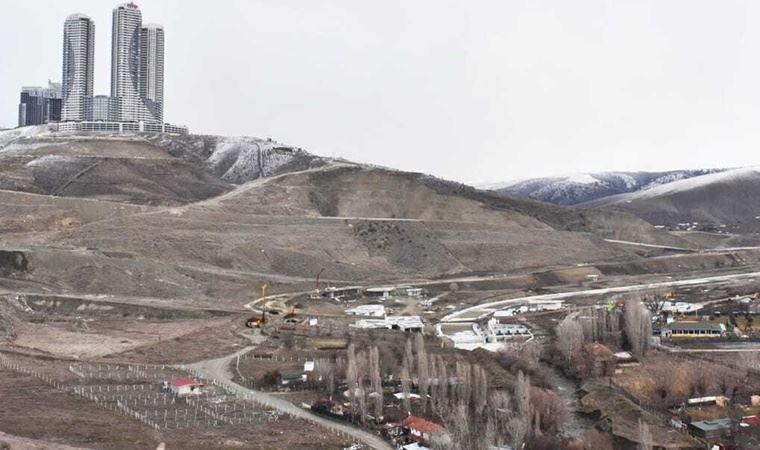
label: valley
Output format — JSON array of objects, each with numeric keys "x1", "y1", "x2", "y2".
[{"x1": 2, "y1": 127, "x2": 760, "y2": 450}]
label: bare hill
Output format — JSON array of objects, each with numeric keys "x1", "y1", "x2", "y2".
[
  {"x1": 585, "y1": 167, "x2": 760, "y2": 233},
  {"x1": 0, "y1": 127, "x2": 696, "y2": 305}
]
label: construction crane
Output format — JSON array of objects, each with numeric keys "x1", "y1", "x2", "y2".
[
  {"x1": 315, "y1": 268, "x2": 325, "y2": 290},
  {"x1": 246, "y1": 283, "x2": 269, "y2": 328}
]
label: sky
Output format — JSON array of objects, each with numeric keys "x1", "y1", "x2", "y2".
[{"x1": 2, "y1": 0, "x2": 760, "y2": 184}]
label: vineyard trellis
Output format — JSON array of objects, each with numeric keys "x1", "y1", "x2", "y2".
[
  {"x1": 0, "y1": 352, "x2": 368, "y2": 447},
  {"x1": 0, "y1": 354, "x2": 279, "y2": 431}
]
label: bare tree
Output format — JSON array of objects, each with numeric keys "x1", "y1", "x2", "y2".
[
  {"x1": 400, "y1": 361, "x2": 412, "y2": 415},
  {"x1": 511, "y1": 368, "x2": 533, "y2": 450},
  {"x1": 505, "y1": 415, "x2": 530, "y2": 450},
  {"x1": 556, "y1": 315, "x2": 584, "y2": 364},
  {"x1": 472, "y1": 365, "x2": 488, "y2": 414},
  {"x1": 416, "y1": 333, "x2": 430, "y2": 412},
  {"x1": 346, "y1": 343, "x2": 359, "y2": 414},
  {"x1": 448, "y1": 404, "x2": 471, "y2": 450},
  {"x1": 428, "y1": 353, "x2": 440, "y2": 411},
  {"x1": 455, "y1": 361, "x2": 472, "y2": 408},
  {"x1": 405, "y1": 338, "x2": 415, "y2": 377},
  {"x1": 434, "y1": 355, "x2": 450, "y2": 417},
  {"x1": 369, "y1": 346, "x2": 383, "y2": 420},
  {"x1": 530, "y1": 387, "x2": 568, "y2": 434},
  {"x1": 317, "y1": 360, "x2": 336, "y2": 399},
  {"x1": 638, "y1": 419, "x2": 653, "y2": 450},
  {"x1": 516, "y1": 370, "x2": 531, "y2": 419},
  {"x1": 625, "y1": 297, "x2": 653, "y2": 358}
]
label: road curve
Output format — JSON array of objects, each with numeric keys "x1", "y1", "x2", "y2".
[{"x1": 182, "y1": 348, "x2": 393, "y2": 450}]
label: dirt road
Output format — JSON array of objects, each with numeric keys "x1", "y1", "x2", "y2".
[{"x1": 183, "y1": 348, "x2": 393, "y2": 450}]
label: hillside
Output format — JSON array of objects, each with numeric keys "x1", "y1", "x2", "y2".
[
  {"x1": 491, "y1": 170, "x2": 723, "y2": 206},
  {"x1": 584, "y1": 167, "x2": 760, "y2": 233},
  {"x1": 0, "y1": 127, "x2": 695, "y2": 305}
]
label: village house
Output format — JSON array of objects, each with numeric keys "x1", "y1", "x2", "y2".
[
  {"x1": 689, "y1": 419, "x2": 732, "y2": 440},
  {"x1": 583, "y1": 342, "x2": 616, "y2": 377},
  {"x1": 280, "y1": 371, "x2": 308, "y2": 385},
  {"x1": 168, "y1": 378, "x2": 202, "y2": 396},
  {"x1": 401, "y1": 415, "x2": 445, "y2": 444}
]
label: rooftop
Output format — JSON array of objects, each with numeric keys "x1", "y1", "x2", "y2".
[
  {"x1": 66, "y1": 13, "x2": 91, "y2": 21},
  {"x1": 664, "y1": 321, "x2": 725, "y2": 331},
  {"x1": 365, "y1": 286, "x2": 396, "y2": 293},
  {"x1": 690, "y1": 418, "x2": 734, "y2": 431},
  {"x1": 170, "y1": 378, "x2": 200, "y2": 388},
  {"x1": 401, "y1": 416, "x2": 444, "y2": 434},
  {"x1": 584, "y1": 342, "x2": 614, "y2": 358},
  {"x1": 345, "y1": 304, "x2": 386, "y2": 316}
]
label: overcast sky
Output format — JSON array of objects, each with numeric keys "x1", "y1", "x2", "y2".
[{"x1": 2, "y1": 1, "x2": 760, "y2": 184}]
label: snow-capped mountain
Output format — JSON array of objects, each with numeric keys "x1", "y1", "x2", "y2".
[
  {"x1": 584, "y1": 167, "x2": 760, "y2": 233},
  {"x1": 490, "y1": 170, "x2": 725, "y2": 206}
]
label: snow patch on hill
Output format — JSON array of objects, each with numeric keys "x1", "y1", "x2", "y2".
[
  {"x1": 565, "y1": 173, "x2": 598, "y2": 185},
  {"x1": 496, "y1": 169, "x2": 726, "y2": 205},
  {"x1": 616, "y1": 167, "x2": 760, "y2": 201},
  {"x1": 24, "y1": 155, "x2": 73, "y2": 168},
  {"x1": 0, "y1": 125, "x2": 54, "y2": 150},
  {"x1": 206, "y1": 137, "x2": 307, "y2": 183}
]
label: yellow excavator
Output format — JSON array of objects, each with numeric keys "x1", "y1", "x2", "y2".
[{"x1": 246, "y1": 310, "x2": 266, "y2": 328}]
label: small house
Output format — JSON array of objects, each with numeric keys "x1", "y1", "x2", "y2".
[
  {"x1": 583, "y1": 343, "x2": 616, "y2": 377},
  {"x1": 169, "y1": 378, "x2": 202, "y2": 396},
  {"x1": 688, "y1": 418, "x2": 736, "y2": 440},
  {"x1": 281, "y1": 371, "x2": 307, "y2": 385},
  {"x1": 401, "y1": 416, "x2": 445, "y2": 443}
]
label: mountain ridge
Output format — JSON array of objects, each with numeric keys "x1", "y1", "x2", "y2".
[{"x1": 489, "y1": 169, "x2": 726, "y2": 206}]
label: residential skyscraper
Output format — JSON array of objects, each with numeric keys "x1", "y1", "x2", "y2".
[
  {"x1": 61, "y1": 14, "x2": 95, "y2": 122},
  {"x1": 18, "y1": 82, "x2": 62, "y2": 127},
  {"x1": 111, "y1": 2, "x2": 143, "y2": 122},
  {"x1": 140, "y1": 24, "x2": 165, "y2": 123}
]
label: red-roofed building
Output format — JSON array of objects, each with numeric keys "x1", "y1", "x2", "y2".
[
  {"x1": 401, "y1": 416, "x2": 444, "y2": 442},
  {"x1": 744, "y1": 415, "x2": 760, "y2": 426},
  {"x1": 169, "y1": 378, "x2": 202, "y2": 396}
]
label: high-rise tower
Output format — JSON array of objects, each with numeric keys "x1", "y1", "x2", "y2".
[
  {"x1": 61, "y1": 14, "x2": 95, "y2": 122},
  {"x1": 111, "y1": 2, "x2": 143, "y2": 122},
  {"x1": 140, "y1": 24, "x2": 164, "y2": 123}
]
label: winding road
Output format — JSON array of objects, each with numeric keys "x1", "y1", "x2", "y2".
[{"x1": 183, "y1": 347, "x2": 393, "y2": 450}]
